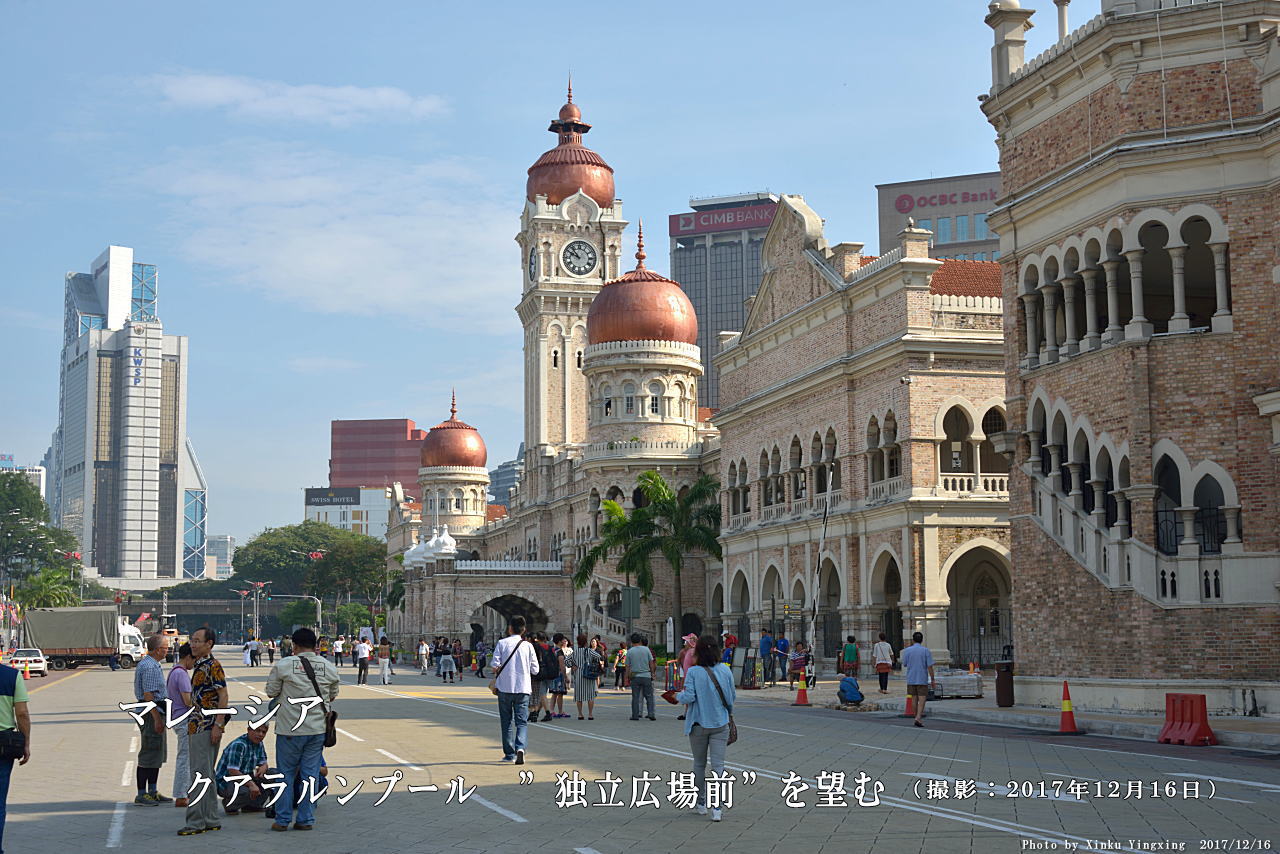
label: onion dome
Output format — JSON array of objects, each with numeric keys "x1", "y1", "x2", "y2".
[
  {"x1": 420, "y1": 393, "x2": 487, "y2": 468},
  {"x1": 406, "y1": 529, "x2": 433, "y2": 567},
  {"x1": 587, "y1": 223, "x2": 698, "y2": 346},
  {"x1": 526, "y1": 80, "x2": 615, "y2": 209},
  {"x1": 432, "y1": 525, "x2": 457, "y2": 557}
]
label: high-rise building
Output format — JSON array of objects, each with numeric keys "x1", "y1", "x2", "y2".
[
  {"x1": 669, "y1": 193, "x2": 778, "y2": 409},
  {"x1": 303, "y1": 486, "x2": 392, "y2": 541},
  {"x1": 51, "y1": 246, "x2": 207, "y2": 589},
  {"x1": 0, "y1": 458, "x2": 46, "y2": 500},
  {"x1": 329, "y1": 419, "x2": 428, "y2": 494},
  {"x1": 876, "y1": 172, "x2": 1001, "y2": 260},
  {"x1": 487, "y1": 443, "x2": 524, "y2": 508},
  {"x1": 206, "y1": 534, "x2": 236, "y2": 579}
]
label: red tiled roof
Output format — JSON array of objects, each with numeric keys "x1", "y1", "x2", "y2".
[
  {"x1": 698, "y1": 407, "x2": 718, "y2": 423},
  {"x1": 930, "y1": 259, "x2": 1002, "y2": 297},
  {"x1": 859, "y1": 255, "x2": 878, "y2": 267},
  {"x1": 486, "y1": 505, "x2": 508, "y2": 522}
]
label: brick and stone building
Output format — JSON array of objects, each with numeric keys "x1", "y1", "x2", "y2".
[
  {"x1": 981, "y1": 0, "x2": 1280, "y2": 713},
  {"x1": 712, "y1": 195, "x2": 1009, "y2": 667}
]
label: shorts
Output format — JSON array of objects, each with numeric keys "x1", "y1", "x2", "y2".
[
  {"x1": 532, "y1": 680, "x2": 549, "y2": 706},
  {"x1": 550, "y1": 675, "x2": 566, "y2": 695},
  {"x1": 137, "y1": 718, "x2": 167, "y2": 768},
  {"x1": 907, "y1": 683, "x2": 930, "y2": 698}
]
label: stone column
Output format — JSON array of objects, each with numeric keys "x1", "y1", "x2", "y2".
[
  {"x1": 1059, "y1": 275, "x2": 1080, "y2": 356},
  {"x1": 1112, "y1": 490, "x2": 1130, "y2": 539},
  {"x1": 1124, "y1": 249, "x2": 1153, "y2": 339},
  {"x1": 1021, "y1": 292, "x2": 1040, "y2": 367},
  {"x1": 1177, "y1": 506, "x2": 1199, "y2": 554},
  {"x1": 1088, "y1": 478, "x2": 1108, "y2": 527},
  {"x1": 1168, "y1": 245, "x2": 1190, "y2": 332},
  {"x1": 1101, "y1": 259, "x2": 1123, "y2": 344},
  {"x1": 1038, "y1": 282, "x2": 1060, "y2": 363},
  {"x1": 1080, "y1": 267, "x2": 1101, "y2": 351},
  {"x1": 1209, "y1": 243, "x2": 1233, "y2": 332},
  {"x1": 1047, "y1": 444, "x2": 1063, "y2": 494},
  {"x1": 1222, "y1": 505, "x2": 1242, "y2": 544},
  {"x1": 1066, "y1": 462, "x2": 1084, "y2": 511},
  {"x1": 970, "y1": 439, "x2": 984, "y2": 494}
]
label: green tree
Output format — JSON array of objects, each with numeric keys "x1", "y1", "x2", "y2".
[
  {"x1": 334, "y1": 603, "x2": 372, "y2": 636},
  {"x1": 14, "y1": 566, "x2": 80, "y2": 608},
  {"x1": 308, "y1": 536, "x2": 386, "y2": 606},
  {"x1": 575, "y1": 471, "x2": 721, "y2": 634},
  {"x1": 0, "y1": 472, "x2": 83, "y2": 584},
  {"x1": 278, "y1": 598, "x2": 320, "y2": 628}
]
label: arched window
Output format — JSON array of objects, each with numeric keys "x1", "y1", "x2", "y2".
[
  {"x1": 552, "y1": 350, "x2": 559, "y2": 368},
  {"x1": 648, "y1": 382, "x2": 663, "y2": 415},
  {"x1": 576, "y1": 351, "x2": 583, "y2": 369},
  {"x1": 1192, "y1": 475, "x2": 1226, "y2": 555},
  {"x1": 866, "y1": 418, "x2": 882, "y2": 484},
  {"x1": 1154, "y1": 457, "x2": 1182, "y2": 556},
  {"x1": 940, "y1": 406, "x2": 973, "y2": 474},
  {"x1": 623, "y1": 382, "x2": 636, "y2": 415}
]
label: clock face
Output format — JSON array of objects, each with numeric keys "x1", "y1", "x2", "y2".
[
  {"x1": 561, "y1": 240, "x2": 598, "y2": 276},
  {"x1": 528, "y1": 247, "x2": 537, "y2": 281}
]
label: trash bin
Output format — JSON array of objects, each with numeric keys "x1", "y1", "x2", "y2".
[{"x1": 995, "y1": 660, "x2": 1014, "y2": 707}]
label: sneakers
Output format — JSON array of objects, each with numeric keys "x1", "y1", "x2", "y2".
[
  {"x1": 134, "y1": 793, "x2": 159, "y2": 806},
  {"x1": 629, "y1": 716, "x2": 641, "y2": 721},
  {"x1": 696, "y1": 805, "x2": 708, "y2": 816},
  {"x1": 152, "y1": 792, "x2": 173, "y2": 803},
  {"x1": 515, "y1": 749, "x2": 525, "y2": 765},
  {"x1": 500, "y1": 756, "x2": 515, "y2": 763},
  {"x1": 270, "y1": 823, "x2": 289, "y2": 832},
  {"x1": 710, "y1": 808, "x2": 722, "y2": 822},
  {"x1": 540, "y1": 711, "x2": 552, "y2": 722},
  {"x1": 646, "y1": 715, "x2": 657, "y2": 721}
]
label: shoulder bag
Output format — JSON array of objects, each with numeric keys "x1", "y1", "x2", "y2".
[
  {"x1": 298, "y1": 655, "x2": 338, "y2": 748},
  {"x1": 489, "y1": 639, "x2": 529, "y2": 696},
  {"x1": 703, "y1": 665, "x2": 738, "y2": 746}
]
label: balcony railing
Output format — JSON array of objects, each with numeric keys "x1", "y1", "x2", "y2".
[
  {"x1": 936, "y1": 473, "x2": 1010, "y2": 496},
  {"x1": 868, "y1": 477, "x2": 905, "y2": 503}
]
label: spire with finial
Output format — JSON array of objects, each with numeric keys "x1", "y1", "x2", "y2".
[
  {"x1": 635, "y1": 220, "x2": 647, "y2": 270},
  {"x1": 450, "y1": 389, "x2": 457, "y2": 420},
  {"x1": 566, "y1": 73, "x2": 573, "y2": 103}
]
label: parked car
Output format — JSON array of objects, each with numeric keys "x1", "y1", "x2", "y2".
[{"x1": 8, "y1": 648, "x2": 48, "y2": 677}]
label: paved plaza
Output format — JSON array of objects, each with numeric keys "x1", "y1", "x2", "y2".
[{"x1": 7, "y1": 650, "x2": 1279, "y2": 853}]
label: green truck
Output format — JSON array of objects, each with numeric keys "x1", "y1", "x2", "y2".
[{"x1": 23, "y1": 605, "x2": 146, "y2": 670}]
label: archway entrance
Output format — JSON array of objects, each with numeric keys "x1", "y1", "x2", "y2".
[
  {"x1": 470, "y1": 594, "x2": 549, "y2": 647},
  {"x1": 818, "y1": 559, "x2": 842, "y2": 658},
  {"x1": 945, "y1": 546, "x2": 1012, "y2": 666},
  {"x1": 871, "y1": 552, "x2": 904, "y2": 654}
]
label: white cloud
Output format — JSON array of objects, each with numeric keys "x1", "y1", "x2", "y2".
[
  {"x1": 141, "y1": 141, "x2": 520, "y2": 332},
  {"x1": 149, "y1": 72, "x2": 447, "y2": 126}
]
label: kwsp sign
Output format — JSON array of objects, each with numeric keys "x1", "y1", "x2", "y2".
[{"x1": 132, "y1": 347, "x2": 144, "y2": 386}]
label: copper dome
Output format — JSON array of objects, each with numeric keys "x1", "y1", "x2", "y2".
[
  {"x1": 527, "y1": 86, "x2": 615, "y2": 209},
  {"x1": 420, "y1": 394, "x2": 488, "y2": 468},
  {"x1": 587, "y1": 225, "x2": 698, "y2": 346}
]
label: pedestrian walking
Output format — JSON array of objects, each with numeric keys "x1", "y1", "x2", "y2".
[
  {"x1": 759, "y1": 627, "x2": 776, "y2": 686},
  {"x1": 474, "y1": 639, "x2": 488, "y2": 678},
  {"x1": 528, "y1": 633, "x2": 555, "y2": 723},
  {"x1": 133, "y1": 634, "x2": 171, "y2": 806},
  {"x1": 354, "y1": 637, "x2": 371, "y2": 685},
  {"x1": 417, "y1": 638, "x2": 429, "y2": 675},
  {"x1": 382, "y1": 635, "x2": 397, "y2": 676},
  {"x1": 774, "y1": 632, "x2": 790, "y2": 683},
  {"x1": 901, "y1": 632, "x2": 936, "y2": 727},
  {"x1": 571, "y1": 634, "x2": 602, "y2": 720},
  {"x1": 166, "y1": 643, "x2": 195, "y2": 807},
  {"x1": 490, "y1": 616, "x2": 539, "y2": 765},
  {"x1": 242, "y1": 639, "x2": 252, "y2": 668},
  {"x1": 377, "y1": 638, "x2": 393, "y2": 685},
  {"x1": 0, "y1": 655, "x2": 31, "y2": 853},
  {"x1": 839, "y1": 635, "x2": 859, "y2": 677},
  {"x1": 549, "y1": 634, "x2": 569, "y2": 718},
  {"x1": 438, "y1": 643, "x2": 456, "y2": 683},
  {"x1": 612, "y1": 644, "x2": 627, "y2": 690},
  {"x1": 249, "y1": 637, "x2": 262, "y2": 667},
  {"x1": 672, "y1": 634, "x2": 735, "y2": 822},
  {"x1": 332, "y1": 636, "x2": 345, "y2": 668},
  {"x1": 625, "y1": 634, "x2": 656, "y2": 721},
  {"x1": 434, "y1": 637, "x2": 450, "y2": 677},
  {"x1": 267, "y1": 638, "x2": 276, "y2": 665},
  {"x1": 676, "y1": 633, "x2": 698, "y2": 720},
  {"x1": 872, "y1": 632, "x2": 894, "y2": 694},
  {"x1": 178, "y1": 628, "x2": 227, "y2": 836},
  {"x1": 451, "y1": 639, "x2": 465, "y2": 682},
  {"x1": 265, "y1": 627, "x2": 340, "y2": 831}
]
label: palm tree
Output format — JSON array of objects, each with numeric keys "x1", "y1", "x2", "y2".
[
  {"x1": 575, "y1": 470, "x2": 721, "y2": 636},
  {"x1": 15, "y1": 566, "x2": 80, "y2": 608}
]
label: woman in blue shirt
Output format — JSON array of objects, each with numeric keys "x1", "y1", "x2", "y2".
[{"x1": 673, "y1": 635, "x2": 735, "y2": 822}]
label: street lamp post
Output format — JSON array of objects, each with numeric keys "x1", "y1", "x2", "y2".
[{"x1": 271, "y1": 594, "x2": 322, "y2": 630}]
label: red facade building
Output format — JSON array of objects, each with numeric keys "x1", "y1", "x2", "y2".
[{"x1": 329, "y1": 419, "x2": 427, "y2": 494}]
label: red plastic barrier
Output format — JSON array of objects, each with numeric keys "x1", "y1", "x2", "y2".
[{"x1": 1157, "y1": 693, "x2": 1218, "y2": 746}]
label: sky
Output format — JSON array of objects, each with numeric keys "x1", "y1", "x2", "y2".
[{"x1": 0, "y1": 1, "x2": 1098, "y2": 544}]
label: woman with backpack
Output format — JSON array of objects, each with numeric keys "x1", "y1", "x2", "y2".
[
  {"x1": 571, "y1": 633, "x2": 602, "y2": 720},
  {"x1": 671, "y1": 634, "x2": 736, "y2": 822},
  {"x1": 549, "y1": 634, "x2": 570, "y2": 718}
]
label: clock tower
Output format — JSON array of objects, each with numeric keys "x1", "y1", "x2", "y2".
[{"x1": 517, "y1": 85, "x2": 627, "y2": 474}]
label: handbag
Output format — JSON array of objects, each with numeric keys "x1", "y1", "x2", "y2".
[
  {"x1": 0, "y1": 729, "x2": 24, "y2": 760},
  {"x1": 703, "y1": 665, "x2": 738, "y2": 746},
  {"x1": 876, "y1": 663, "x2": 892, "y2": 674},
  {"x1": 298, "y1": 655, "x2": 338, "y2": 748},
  {"x1": 489, "y1": 639, "x2": 530, "y2": 696}
]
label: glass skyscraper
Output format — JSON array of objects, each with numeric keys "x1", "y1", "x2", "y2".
[
  {"x1": 668, "y1": 193, "x2": 778, "y2": 410},
  {"x1": 51, "y1": 246, "x2": 207, "y2": 589}
]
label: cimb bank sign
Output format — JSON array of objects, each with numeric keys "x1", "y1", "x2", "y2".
[{"x1": 669, "y1": 203, "x2": 778, "y2": 236}]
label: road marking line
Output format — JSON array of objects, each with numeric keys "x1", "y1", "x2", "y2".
[
  {"x1": 1166, "y1": 772, "x2": 1280, "y2": 792},
  {"x1": 847, "y1": 741, "x2": 971, "y2": 762},
  {"x1": 335, "y1": 727, "x2": 364, "y2": 742},
  {"x1": 105, "y1": 801, "x2": 128, "y2": 848},
  {"x1": 470, "y1": 792, "x2": 526, "y2": 822},
  {"x1": 27, "y1": 668, "x2": 92, "y2": 693},
  {"x1": 1047, "y1": 742, "x2": 1198, "y2": 762},
  {"x1": 1043, "y1": 771, "x2": 1101, "y2": 781},
  {"x1": 376, "y1": 748, "x2": 424, "y2": 771},
  {"x1": 129, "y1": 736, "x2": 138, "y2": 754},
  {"x1": 574, "y1": 848, "x2": 605, "y2": 854},
  {"x1": 1214, "y1": 796, "x2": 1256, "y2": 804},
  {"x1": 357, "y1": 683, "x2": 1137, "y2": 850},
  {"x1": 121, "y1": 760, "x2": 134, "y2": 787},
  {"x1": 738, "y1": 724, "x2": 802, "y2": 736}
]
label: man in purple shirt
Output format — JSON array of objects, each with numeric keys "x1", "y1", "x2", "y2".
[{"x1": 166, "y1": 643, "x2": 195, "y2": 807}]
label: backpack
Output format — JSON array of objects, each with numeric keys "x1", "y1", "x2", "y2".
[
  {"x1": 838, "y1": 676, "x2": 864, "y2": 705},
  {"x1": 582, "y1": 650, "x2": 601, "y2": 680},
  {"x1": 536, "y1": 643, "x2": 559, "y2": 681}
]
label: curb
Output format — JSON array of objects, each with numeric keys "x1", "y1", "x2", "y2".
[{"x1": 875, "y1": 699, "x2": 1280, "y2": 750}]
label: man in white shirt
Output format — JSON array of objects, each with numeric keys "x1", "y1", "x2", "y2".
[
  {"x1": 353, "y1": 638, "x2": 372, "y2": 685},
  {"x1": 417, "y1": 638, "x2": 429, "y2": 675},
  {"x1": 489, "y1": 616, "x2": 539, "y2": 765},
  {"x1": 332, "y1": 636, "x2": 345, "y2": 668}
]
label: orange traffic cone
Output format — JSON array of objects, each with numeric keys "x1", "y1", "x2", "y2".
[
  {"x1": 902, "y1": 694, "x2": 915, "y2": 718},
  {"x1": 1057, "y1": 680, "x2": 1083, "y2": 735},
  {"x1": 21, "y1": 663, "x2": 29, "y2": 681},
  {"x1": 791, "y1": 668, "x2": 811, "y2": 706}
]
